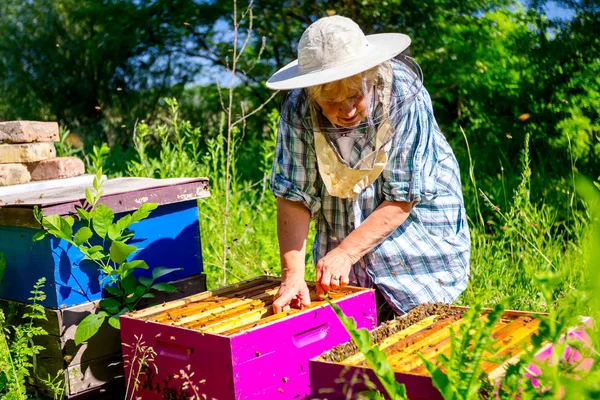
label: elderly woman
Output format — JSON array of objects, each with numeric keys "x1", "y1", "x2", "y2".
[{"x1": 266, "y1": 15, "x2": 470, "y2": 317}]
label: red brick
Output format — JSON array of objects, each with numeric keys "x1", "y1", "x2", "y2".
[
  {"x1": 0, "y1": 121, "x2": 59, "y2": 143},
  {"x1": 0, "y1": 164, "x2": 31, "y2": 186},
  {"x1": 0, "y1": 142, "x2": 56, "y2": 163},
  {"x1": 26, "y1": 157, "x2": 85, "y2": 181}
]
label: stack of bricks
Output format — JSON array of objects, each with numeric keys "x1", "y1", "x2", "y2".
[{"x1": 0, "y1": 121, "x2": 85, "y2": 186}]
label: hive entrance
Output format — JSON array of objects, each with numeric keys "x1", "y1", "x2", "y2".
[{"x1": 131, "y1": 276, "x2": 365, "y2": 336}]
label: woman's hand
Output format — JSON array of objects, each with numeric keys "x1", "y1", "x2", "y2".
[
  {"x1": 273, "y1": 276, "x2": 311, "y2": 313},
  {"x1": 315, "y1": 247, "x2": 358, "y2": 299}
]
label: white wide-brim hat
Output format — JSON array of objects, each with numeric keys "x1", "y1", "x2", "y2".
[{"x1": 266, "y1": 16, "x2": 410, "y2": 90}]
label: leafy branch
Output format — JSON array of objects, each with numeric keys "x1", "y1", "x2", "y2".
[
  {"x1": 33, "y1": 170, "x2": 180, "y2": 344},
  {"x1": 326, "y1": 298, "x2": 408, "y2": 400}
]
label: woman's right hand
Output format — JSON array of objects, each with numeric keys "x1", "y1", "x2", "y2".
[{"x1": 272, "y1": 277, "x2": 311, "y2": 313}]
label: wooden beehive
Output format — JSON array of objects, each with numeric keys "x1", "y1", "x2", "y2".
[
  {"x1": 0, "y1": 274, "x2": 206, "y2": 399},
  {"x1": 0, "y1": 175, "x2": 211, "y2": 397},
  {"x1": 0, "y1": 176, "x2": 209, "y2": 308},
  {"x1": 120, "y1": 276, "x2": 378, "y2": 400},
  {"x1": 309, "y1": 307, "x2": 593, "y2": 400}
]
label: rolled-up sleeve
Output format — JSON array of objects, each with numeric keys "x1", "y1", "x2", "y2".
[
  {"x1": 270, "y1": 116, "x2": 322, "y2": 218},
  {"x1": 381, "y1": 92, "x2": 439, "y2": 204}
]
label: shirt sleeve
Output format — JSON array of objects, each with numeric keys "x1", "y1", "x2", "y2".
[
  {"x1": 381, "y1": 90, "x2": 439, "y2": 204},
  {"x1": 269, "y1": 116, "x2": 322, "y2": 218}
]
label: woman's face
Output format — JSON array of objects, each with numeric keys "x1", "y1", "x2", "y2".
[{"x1": 315, "y1": 87, "x2": 372, "y2": 128}]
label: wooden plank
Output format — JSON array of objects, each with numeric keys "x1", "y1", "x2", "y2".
[
  {"x1": 131, "y1": 275, "x2": 272, "y2": 318},
  {"x1": 183, "y1": 297, "x2": 271, "y2": 329},
  {"x1": 481, "y1": 318, "x2": 540, "y2": 374},
  {"x1": 18, "y1": 274, "x2": 206, "y2": 398},
  {"x1": 405, "y1": 316, "x2": 517, "y2": 376},
  {"x1": 163, "y1": 283, "x2": 278, "y2": 322},
  {"x1": 386, "y1": 318, "x2": 470, "y2": 371},
  {"x1": 197, "y1": 305, "x2": 271, "y2": 333},
  {"x1": 0, "y1": 177, "x2": 209, "y2": 208},
  {"x1": 0, "y1": 298, "x2": 61, "y2": 335},
  {"x1": 1, "y1": 273, "x2": 206, "y2": 368},
  {"x1": 65, "y1": 354, "x2": 123, "y2": 397},
  {"x1": 339, "y1": 316, "x2": 439, "y2": 366},
  {"x1": 0, "y1": 177, "x2": 209, "y2": 228},
  {"x1": 0, "y1": 174, "x2": 96, "y2": 197}
]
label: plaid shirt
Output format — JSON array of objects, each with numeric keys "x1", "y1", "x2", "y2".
[{"x1": 270, "y1": 62, "x2": 470, "y2": 314}]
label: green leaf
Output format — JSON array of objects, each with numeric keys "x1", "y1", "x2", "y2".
[
  {"x1": 116, "y1": 214, "x2": 133, "y2": 231},
  {"x1": 109, "y1": 241, "x2": 136, "y2": 264},
  {"x1": 123, "y1": 260, "x2": 149, "y2": 271},
  {"x1": 357, "y1": 391, "x2": 386, "y2": 400},
  {"x1": 93, "y1": 171, "x2": 103, "y2": 191},
  {"x1": 81, "y1": 245, "x2": 106, "y2": 261},
  {"x1": 64, "y1": 215, "x2": 74, "y2": 227},
  {"x1": 418, "y1": 354, "x2": 454, "y2": 399},
  {"x1": 120, "y1": 273, "x2": 137, "y2": 294},
  {"x1": 151, "y1": 267, "x2": 182, "y2": 281},
  {"x1": 0, "y1": 371, "x2": 7, "y2": 392},
  {"x1": 92, "y1": 204, "x2": 114, "y2": 238},
  {"x1": 100, "y1": 298, "x2": 122, "y2": 314},
  {"x1": 125, "y1": 285, "x2": 146, "y2": 304},
  {"x1": 326, "y1": 298, "x2": 408, "y2": 400},
  {"x1": 107, "y1": 224, "x2": 121, "y2": 241},
  {"x1": 142, "y1": 292, "x2": 156, "y2": 299},
  {"x1": 0, "y1": 252, "x2": 6, "y2": 285},
  {"x1": 87, "y1": 245, "x2": 104, "y2": 254},
  {"x1": 32, "y1": 230, "x2": 47, "y2": 242},
  {"x1": 108, "y1": 315, "x2": 120, "y2": 329},
  {"x1": 42, "y1": 215, "x2": 72, "y2": 241},
  {"x1": 76, "y1": 208, "x2": 90, "y2": 221},
  {"x1": 85, "y1": 187, "x2": 94, "y2": 205},
  {"x1": 117, "y1": 231, "x2": 135, "y2": 241},
  {"x1": 74, "y1": 227, "x2": 93, "y2": 246},
  {"x1": 139, "y1": 276, "x2": 153, "y2": 288},
  {"x1": 104, "y1": 285, "x2": 122, "y2": 296},
  {"x1": 74, "y1": 312, "x2": 107, "y2": 345},
  {"x1": 130, "y1": 203, "x2": 158, "y2": 225},
  {"x1": 151, "y1": 282, "x2": 178, "y2": 293}
]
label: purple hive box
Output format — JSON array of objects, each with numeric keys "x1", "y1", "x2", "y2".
[{"x1": 120, "y1": 276, "x2": 377, "y2": 400}]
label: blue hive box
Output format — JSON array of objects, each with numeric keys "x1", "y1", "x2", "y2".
[{"x1": 0, "y1": 176, "x2": 210, "y2": 308}]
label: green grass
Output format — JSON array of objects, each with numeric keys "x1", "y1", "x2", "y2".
[{"x1": 457, "y1": 135, "x2": 589, "y2": 312}]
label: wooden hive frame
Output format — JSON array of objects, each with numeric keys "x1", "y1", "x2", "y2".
[{"x1": 128, "y1": 275, "x2": 371, "y2": 337}]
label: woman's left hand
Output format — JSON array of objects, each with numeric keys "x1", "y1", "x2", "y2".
[{"x1": 315, "y1": 247, "x2": 357, "y2": 299}]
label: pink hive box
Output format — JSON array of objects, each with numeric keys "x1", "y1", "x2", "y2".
[
  {"x1": 309, "y1": 308, "x2": 593, "y2": 400},
  {"x1": 120, "y1": 276, "x2": 377, "y2": 399}
]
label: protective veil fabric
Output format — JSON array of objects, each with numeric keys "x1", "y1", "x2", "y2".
[{"x1": 278, "y1": 56, "x2": 423, "y2": 198}]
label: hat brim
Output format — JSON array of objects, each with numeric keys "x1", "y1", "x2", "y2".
[{"x1": 266, "y1": 33, "x2": 410, "y2": 90}]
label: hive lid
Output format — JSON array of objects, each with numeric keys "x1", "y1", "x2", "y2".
[
  {"x1": 0, "y1": 176, "x2": 210, "y2": 227},
  {"x1": 126, "y1": 275, "x2": 374, "y2": 337}
]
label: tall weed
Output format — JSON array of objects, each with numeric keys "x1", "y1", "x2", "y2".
[
  {"x1": 126, "y1": 100, "x2": 290, "y2": 288},
  {"x1": 0, "y1": 278, "x2": 64, "y2": 400},
  {"x1": 460, "y1": 134, "x2": 587, "y2": 311}
]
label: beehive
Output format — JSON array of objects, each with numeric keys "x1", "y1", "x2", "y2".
[
  {"x1": 309, "y1": 306, "x2": 593, "y2": 400},
  {"x1": 0, "y1": 274, "x2": 206, "y2": 399},
  {"x1": 0, "y1": 176, "x2": 209, "y2": 307},
  {"x1": 120, "y1": 276, "x2": 377, "y2": 400},
  {"x1": 0, "y1": 175, "x2": 210, "y2": 398}
]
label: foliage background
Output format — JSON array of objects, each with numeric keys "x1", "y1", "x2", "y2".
[{"x1": 1, "y1": 0, "x2": 599, "y2": 309}]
